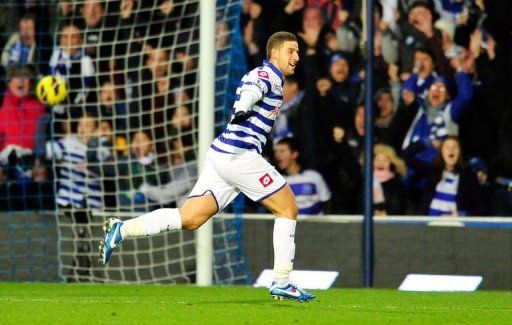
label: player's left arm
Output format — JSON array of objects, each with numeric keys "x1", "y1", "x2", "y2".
[{"x1": 230, "y1": 71, "x2": 269, "y2": 124}]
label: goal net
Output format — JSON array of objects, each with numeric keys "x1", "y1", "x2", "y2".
[{"x1": 0, "y1": 0, "x2": 250, "y2": 284}]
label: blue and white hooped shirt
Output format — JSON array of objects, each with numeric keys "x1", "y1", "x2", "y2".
[{"x1": 211, "y1": 60, "x2": 283, "y2": 155}]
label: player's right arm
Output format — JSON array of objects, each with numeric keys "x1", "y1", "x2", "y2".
[{"x1": 230, "y1": 71, "x2": 269, "y2": 124}]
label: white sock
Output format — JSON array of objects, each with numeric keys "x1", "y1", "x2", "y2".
[
  {"x1": 273, "y1": 217, "x2": 296, "y2": 285},
  {"x1": 120, "y1": 208, "x2": 182, "y2": 239}
]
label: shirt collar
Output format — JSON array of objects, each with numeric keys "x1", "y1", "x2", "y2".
[{"x1": 263, "y1": 60, "x2": 283, "y2": 83}]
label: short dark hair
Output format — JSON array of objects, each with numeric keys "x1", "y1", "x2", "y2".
[
  {"x1": 266, "y1": 31, "x2": 297, "y2": 60},
  {"x1": 276, "y1": 137, "x2": 300, "y2": 153},
  {"x1": 7, "y1": 64, "x2": 35, "y2": 82},
  {"x1": 414, "y1": 46, "x2": 433, "y2": 58},
  {"x1": 20, "y1": 12, "x2": 36, "y2": 23},
  {"x1": 59, "y1": 19, "x2": 82, "y2": 34}
]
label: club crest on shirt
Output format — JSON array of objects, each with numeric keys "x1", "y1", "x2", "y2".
[{"x1": 257, "y1": 70, "x2": 269, "y2": 79}]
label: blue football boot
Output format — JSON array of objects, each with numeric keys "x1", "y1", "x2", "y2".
[
  {"x1": 269, "y1": 282, "x2": 315, "y2": 302},
  {"x1": 98, "y1": 218, "x2": 123, "y2": 264}
]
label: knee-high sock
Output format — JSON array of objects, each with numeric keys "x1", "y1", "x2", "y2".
[
  {"x1": 120, "y1": 208, "x2": 182, "y2": 239},
  {"x1": 273, "y1": 217, "x2": 296, "y2": 285}
]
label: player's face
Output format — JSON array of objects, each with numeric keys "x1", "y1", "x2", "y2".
[
  {"x1": 441, "y1": 138, "x2": 460, "y2": 170},
  {"x1": 276, "y1": 41, "x2": 299, "y2": 76}
]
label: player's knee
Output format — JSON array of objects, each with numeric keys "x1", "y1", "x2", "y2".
[
  {"x1": 181, "y1": 216, "x2": 202, "y2": 230},
  {"x1": 279, "y1": 201, "x2": 298, "y2": 219}
]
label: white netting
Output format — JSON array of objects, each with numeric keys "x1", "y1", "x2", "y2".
[{"x1": 42, "y1": 0, "x2": 249, "y2": 283}]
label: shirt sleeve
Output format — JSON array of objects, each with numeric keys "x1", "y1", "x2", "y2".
[
  {"x1": 240, "y1": 69, "x2": 271, "y2": 98},
  {"x1": 46, "y1": 139, "x2": 63, "y2": 160},
  {"x1": 312, "y1": 170, "x2": 332, "y2": 202}
]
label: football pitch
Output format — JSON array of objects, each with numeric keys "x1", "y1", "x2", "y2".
[{"x1": 1, "y1": 283, "x2": 512, "y2": 324}]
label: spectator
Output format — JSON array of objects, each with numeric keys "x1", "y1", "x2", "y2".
[
  {"x1": 274, "y1": 137, "x2": 331, "y2": 215},
  {"x1": 269, "y1": 0, "x2": 305, "y2": 36},
  {"x1": 317, "y1": 52, "x2": 362, "y2": 132},
  {"x1": 46, "y1": 114, "x2": 101, "y2": 281},
  {"x1": 0, "y1": 65, "x2": 45, "y2": 158},
  {"x1": 296, "y1": 6, "x2": 333, "y2": 88},
  {"x1": 397, "y1": 2, "x2": 452, "y2": 75},
  {"x1": 374, "y1": 88, "x2": 396, "y2": 139},
  {"x1": 434, "y1": 19, "x2": 465, "y2": 59},
  {"x1": 1, "y1": 13, "x2": 50, "y2": 73},
  {"x1": 401, "y1": 60, "x2": 473, "y2": 163},
  {"x1": 130, "y1": 47, "x2": 173, "y2": 131},
  {"x1": 274, "y1": 76, "x2": 303, "y2": 144},
  {"x1": 319, "y1": 122, "x2": 361, "y2": 213},
  {"x1": 433, "y1": 0, "x2": 469, "y2": 26},
  {"x1": 402, "y1": 47, "x2": 438, "y2": 98},
  {"x1": 79, "y1": 0, "x2": 115, "y2": 64},
  {"x1": 88, "y1": 130, "x2": 169, "y2": 211},
  {"x1": 49, "y1": 20, "x2": 95, "y2": 119},
  {"x1": 46, "y1": 114, "x2": 102, "y2": 211},
  {"x1": 147, "y1": 0, "x2": 180, "y2": 48},
  {"x1": 404, "y1": 136, "x2": 482, "y2": 216},
  {"x1": 97, "y1": 80, "x2": 128, "y2": 132},
  {"x1": 373, "y1": 143, "x2": 407, "y2": 215},
  {"x1": 139, "y1": 141, "x2": 198, "y2": 207}
]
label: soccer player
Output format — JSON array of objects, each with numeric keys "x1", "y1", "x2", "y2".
[{"x1": 99, "y1": 31, "x2": 315, "y2": 302}]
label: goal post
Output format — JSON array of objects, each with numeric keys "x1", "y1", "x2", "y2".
[{"x1": 196, "y1": 0, "x2": 216, "y2": 287}]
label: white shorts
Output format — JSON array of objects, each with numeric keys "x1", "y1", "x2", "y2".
[{"x1": 188, "y1": 149, "x2": 286, "y2": 212}]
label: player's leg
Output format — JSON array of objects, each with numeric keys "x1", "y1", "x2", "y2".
[
  {"x1": 99, "y1": 150, "x2": 238, "y2": 264},
  {"x1": 260, "y1": 184, "x2": 298, "y2": 284},
  {"x1": 120, "y1": 194, "x2": 218, "y2": 238},
  {"x1": 213, "y1": 151, "x2": 314, "y2": 301},
  {"x1": 99, "y1": 197, "x2": 218, "y2": 264},
  {"x1": 260, "y1": 186, "x2": 315, "y2": 302}
]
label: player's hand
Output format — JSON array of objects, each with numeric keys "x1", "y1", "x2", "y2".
[{"x1": 230, "y1": 111, "x2": 255, "y2": 124}]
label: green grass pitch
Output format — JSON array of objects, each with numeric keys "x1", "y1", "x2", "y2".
[{"x1": 1, "y1": 283, "x2": 512, "y2": 324}]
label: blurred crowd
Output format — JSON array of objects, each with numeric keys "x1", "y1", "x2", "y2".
[
  {"x1": 241, "y1": 0, "x2": 512, "y2": 216},
  {"x1": 0, "y1": 0, "x2": 511, "y2": 217},
  {"x1": 0, "y1": 0, "x2": 210, "y2": 213}
]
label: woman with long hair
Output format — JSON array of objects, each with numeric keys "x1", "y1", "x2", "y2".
[{"x1": 403, "y1": 136, "x2": 481, "y2": 216}]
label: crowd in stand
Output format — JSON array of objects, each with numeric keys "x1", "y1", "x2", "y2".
[
  {"x1": 242, "y1": 0, "x2": 512, "y2": 216},
  {"x1": 0, "y1": 0, "x2": 201, "y2": 212},
  {"x1": 0, "y1": 0, "x2": 511, "y2": 217}
]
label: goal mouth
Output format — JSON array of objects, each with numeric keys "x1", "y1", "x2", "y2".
[{"x1": 0, "y1": 0, "x2": 250, "y2": 285}]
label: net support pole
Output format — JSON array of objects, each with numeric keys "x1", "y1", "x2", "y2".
[
  {"x1": 196, "y1": 0, "x2": 216, "y2": 286},
  {"x1": 363, "y1": 0, "x2": 375, "y2": 287}
]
